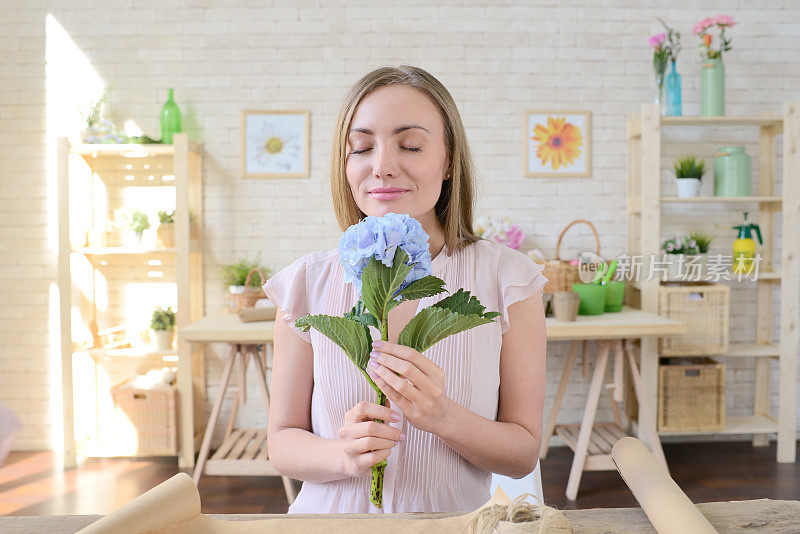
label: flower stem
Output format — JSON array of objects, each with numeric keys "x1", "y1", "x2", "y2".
[{"x1": 369, "y1": 320, "x2": 390, "y2": 509}]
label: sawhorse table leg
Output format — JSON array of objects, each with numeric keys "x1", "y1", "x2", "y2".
[{"x1": 192, "y1": 343, "x2": 296, "y2": 505}]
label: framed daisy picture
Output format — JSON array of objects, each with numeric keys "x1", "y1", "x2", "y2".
[
  {"x1": 525, "y1": 110, "x2": 591, "y2": 178},
  {"x1": 241, "y1": 109, "x2": 310, "y2": 178}
]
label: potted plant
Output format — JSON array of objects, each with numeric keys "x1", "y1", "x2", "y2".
[
  {"x1": 221, "y1": 254, "x2": 271, "y2": 312},
  {"x1": 114, "y1": 208, "x2": 151, "y2": 248},
  {"x1": 157, "y1": 209, "x2": 175, "y2": 248},
  {"x1": 662, "y1": 237, "x2": 687, "y2": 281},
  {"x1": 150, "y1": 306, "x2": 176, "y2": 351},
  {"x1": 79, "y1": 87, "x2": 129, "y2": 144},
  {"x1": 687, "y1": 230, "x2": 713, "y2": 278},
  {"x1": 662, "y1": 235, "x2": 707, "y2": 281},
  {"x1": 674, "y1": 156, "x2": 705, "y2": 197}
]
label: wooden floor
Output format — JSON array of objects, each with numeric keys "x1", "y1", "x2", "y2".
[{"x1": 1, "y1": 441, "x2": 798, "y2": 516}]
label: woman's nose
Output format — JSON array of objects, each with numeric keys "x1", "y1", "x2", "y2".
[{"x1": 373, "y1": 145, "x2": 397, "y2": 178}]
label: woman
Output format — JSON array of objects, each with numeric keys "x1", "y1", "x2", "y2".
[{"x1": 262, "y1": 65, "x2": 547, "y2": 514}]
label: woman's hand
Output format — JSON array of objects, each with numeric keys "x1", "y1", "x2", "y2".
[
  {"x1": 338, "y1": 401, "x2": 405, "y2": 478},
  {"x1": 367, "y1": 340, "x2": 453, "y2": 436}
]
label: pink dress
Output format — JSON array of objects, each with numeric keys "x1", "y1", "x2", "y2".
[{"x1": 261, "y1": 238, "x2": 548, "y2": 514}]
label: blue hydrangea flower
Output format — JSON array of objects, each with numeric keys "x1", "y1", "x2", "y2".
[{"x1": 338, "y1": 212, "x2": 433, "y2": 297}]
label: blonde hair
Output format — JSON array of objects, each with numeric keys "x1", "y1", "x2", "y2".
[{"x1": 329, "y1": 65, "x2": 480, "y2": 254}]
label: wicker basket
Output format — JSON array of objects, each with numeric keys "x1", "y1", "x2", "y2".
[
  {"x1": 543, "y1": 219, "x2": 601, "y2": 294},
  {"x1": 111, "y1": 383, "x2": 177, "y2": 456},
  {"x1": 228, "y1": 268, "x2": 268, "y2": 313},
  {"x1": 658, "y1": 357, "x2": 725, "y2": 431},
  {"x1": 659, "y1": 282, "x2": 730, "y2": 356}
]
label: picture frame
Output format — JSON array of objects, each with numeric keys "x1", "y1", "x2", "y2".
[
  {"x1": 241, "y1": 109, "x2": 310, "y2": 178},
  {"x1": 525, "y1": 110, "x2": 591, "y2": 178}
]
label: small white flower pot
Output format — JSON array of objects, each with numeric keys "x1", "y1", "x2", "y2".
[
  {"x1": 152, "y1": 329, "x2": 174, "y2": 351},
  {"x1": 122, "y1": 230, "x2": 144, "y2": 249},
  {"x1": 676, "y1": 178, "x2": 702, "y2": 197}
]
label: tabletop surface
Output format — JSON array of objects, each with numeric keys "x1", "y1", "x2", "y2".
[
  {"x1": 2, "y1": 499, "x2": 797, "y2": 533},
  {"x1": 544, "y1": 305, "x2": 686, "y2": 341},
  {"x1": 179, "y1": 306, "x2": 686, "y2": 344},
  {"x1": 178, "y1": 308, "x2": 275, "y2": 343}
]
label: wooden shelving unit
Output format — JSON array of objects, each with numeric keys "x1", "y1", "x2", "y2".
[
  {"x1": 57, "y1": 134, "x2": 204, "y2": 468},
  {"x1": 626, "y1": 104, "x2": 799, "y2": 463}
]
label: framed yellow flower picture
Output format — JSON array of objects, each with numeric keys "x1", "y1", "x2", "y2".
[
  {"x1": 241, "y1": 109, "x2": 310, "y2": 178},
  {"x1": 525, "y1": 110, "x2": 591, "y2": 178}
]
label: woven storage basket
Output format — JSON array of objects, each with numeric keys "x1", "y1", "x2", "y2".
[
  {"x1": 658, "y1": 357, "x2": 725, "y2": 431},
  {"x1": 658, "y1": 282, "x2": 730, "y2": 356},
  {"x1": 228, "y1": 268, "x2": 268, "y2": 313},
  {"x1": 543, "y1": 219, "x2": 601, "y2": 294},
  {"x1": 111, "y1": 383, "x2": 177, "y2": 456}
]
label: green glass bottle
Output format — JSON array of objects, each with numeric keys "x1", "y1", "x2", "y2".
[{"x1": 160, "y1": 88, "x2": 182, "y2": 144}]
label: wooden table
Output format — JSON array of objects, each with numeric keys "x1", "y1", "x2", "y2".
[
  {"x1": 177, "y1": 309, "x2": 295, "y2": 502},
  {"x1": 542, "y1": 306, "x2": 687, "y2": 500},
  {"x1": 4, "y1": 499, "x2": 797, "y2": 533}
]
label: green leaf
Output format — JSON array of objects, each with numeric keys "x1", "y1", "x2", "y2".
[
  {"x1": 361, "y1": 247, "x2": 413, "y2": 323},
  {"x1": 394, "y1": 275, "x2": 448, "y2": 301},
  {"x1": 295, "y1": 314, "x2": 373, "y2": 371},
  {"x1": 398, "y1": 306, "x2": 497, "y2": 353},
  {"x1": 432, "y1": 288, "x2": 489, "y2": 316},
  {"x1": 344, "y1": 299, "x2": 380, "y2": 329},
  {"x1": 398, "y1": 289, "x2": 503, "y2": 352}
]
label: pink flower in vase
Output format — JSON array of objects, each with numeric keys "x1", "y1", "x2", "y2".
[
  {"x1": 693, "y1": 17, "x2": 713, "y2": 35},
  {"x1": 648, "y1": 33, "x2": 666, "y2": 49},
  {"x1": 712, "y1": 14, "x2": 736, "y2": 27}
]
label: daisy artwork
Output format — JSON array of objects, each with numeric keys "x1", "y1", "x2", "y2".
[
  {"x1": 241, "y1": 110, "x2": 310, "y2": 178},
  {"x1": 525, "y1": 110, "x2": 591, "y2": 178}
]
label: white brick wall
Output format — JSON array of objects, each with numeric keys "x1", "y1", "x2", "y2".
[{"x1": 1, "y1": 0, "x2": 798, "y2": 451}]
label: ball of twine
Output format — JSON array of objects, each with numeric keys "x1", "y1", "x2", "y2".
[{"x1": 468, "y1": 492, "x2": 561, "y2": 534}]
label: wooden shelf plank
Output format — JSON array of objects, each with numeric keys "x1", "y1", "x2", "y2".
[
  {"x1": 84, "y1": 347, "x2": 178, "y2": 358},
  {"x1": 661, "y1": 196, "x2": 782, "y2": 204},
  {"x1": 75, "y1": 240, "x2": 202, "y2": 257},
  {"x1": 70, "y1": 141, "x2": 202, "y2": 156},
  {"x1": 719, "y1": 343, "x2": 780, "y2": 358},
  {"x1": 555, "y1": 423, "x2": 626, "y2": 455},
  {"x1": 658, "y1": 415, "x2": 778, "y2": 436},
  {"x1": 205, "y1": 428, "x2": 274, "y2": 476},
  {"x1": 660, "y1": 116, "x2": 783, "y2": 127},
  {"x1": 210, "y1": 429, "x2": 243, "y2": 460},
  {"x1": 631, "y1": 271, "x2": 781, "y2": 290}
]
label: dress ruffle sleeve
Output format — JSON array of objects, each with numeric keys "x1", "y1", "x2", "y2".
[
  {"x1": 496, "y1": 245, "x2": 548, "y2": 335},
  {"x1": 262, "y1": 254, "x2": 312, "y2": 343}
]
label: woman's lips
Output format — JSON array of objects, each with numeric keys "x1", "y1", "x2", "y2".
[{"x1": 369, "y1": 190, "x2": 408, "y2": 200}]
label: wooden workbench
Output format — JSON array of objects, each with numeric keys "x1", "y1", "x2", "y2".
[{"x1": 4, "y1": 499, "x2": 797, "y2": 533}]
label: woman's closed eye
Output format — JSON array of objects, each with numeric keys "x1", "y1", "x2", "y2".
[{"x1": 350, "y1": 146, "x2": 422, "y2": 155}]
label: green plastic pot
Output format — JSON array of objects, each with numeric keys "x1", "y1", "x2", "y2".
[
  {"x1": 573, "y1": 283, "x2": 607, "y2": 315},
  {"x1": 604, "y1": 281, "x2": 626, "y2": 312}
]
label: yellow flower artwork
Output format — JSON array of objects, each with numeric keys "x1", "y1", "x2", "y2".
[
  {"x1": 532, "y1": 116, "x2": 583, "y2": 170},
  {"x1": 525, "y1": 111, "x2": 591, "y2": 178}
]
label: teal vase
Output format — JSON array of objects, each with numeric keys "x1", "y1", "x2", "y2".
[
  {"x1": 701, "y1": 57, "x2": 725, "y2": 116},
  {"x1": 665, "y1": 60, "x2": 682, "y2": 116},
  {"x1": 160, "y1": 88, "x2": 182, "y2": 144},
  {"x1": 714, "y1": 146, "x2": 751, "y2": 197}
]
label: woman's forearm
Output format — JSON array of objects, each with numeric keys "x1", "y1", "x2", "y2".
[
  {"x1": 268, "y1": 427, "x2": 350, "y2": 483},
  {"x1": 436, "y1": 398, "x2": 539, "y2": 479}
]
